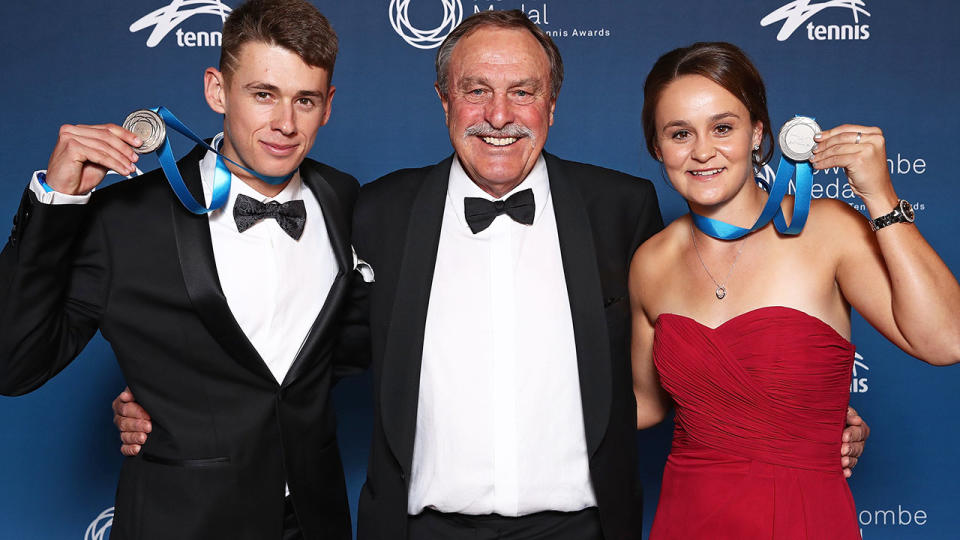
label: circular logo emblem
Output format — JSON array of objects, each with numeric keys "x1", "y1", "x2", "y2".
[
  {"x1": 84, "y1": 507, "x2": 113, "y2": 540},
  {"x1": 389, "y1": 0, "x2": 464, "y2": 50}
]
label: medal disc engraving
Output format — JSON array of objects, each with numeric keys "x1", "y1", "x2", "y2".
[
  {"x1": 778, "y1": 116, "x2": 821, "y2": 162},
  {"x1": 122, "y1": 109, "x2": 166, "y2": 154}
]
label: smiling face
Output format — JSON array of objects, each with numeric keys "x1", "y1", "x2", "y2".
[
  {"x1": 205, "y1": 40, "x2": 334, "y2": 193},
  {"x1": 654, "y1": 74, "x2": 762, "y2": 211},
  {"x1": 438, "y1": 26, "x2": 556, "y2": 198}
]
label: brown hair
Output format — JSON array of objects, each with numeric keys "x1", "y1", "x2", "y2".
[
  {"x1": 435, "y1": 10, "x2": 564, "y2": 99},
  {"x1": 220, "y1": 0, "x2": 338, "y2": 81},
  {"x1": 641, "y1": 42, "x2": 773, "y2": 169}
]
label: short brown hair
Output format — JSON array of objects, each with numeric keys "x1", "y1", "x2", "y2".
[
  {"x1": 220, "y1": 0, "x2": 338, "y2": 80},
  {"x1": 641, "y1": 42, "x2": 773, "y2": 169},
  {"x1": 435, "y1": 10, "x2": 564, "y2": 99}
]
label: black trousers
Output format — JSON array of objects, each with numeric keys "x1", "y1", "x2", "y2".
[
  {"x1": 408, "y1": 507, "x2": 603, "y2": 540},
  {"x1": 283, "y1": 496, "x2": 304, "y2": 540}
]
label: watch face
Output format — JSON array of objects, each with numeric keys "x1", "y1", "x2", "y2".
[{"x1": 899, "y1": 199, "x2": 916, "y2": 222}]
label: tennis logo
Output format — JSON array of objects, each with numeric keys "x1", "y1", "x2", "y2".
[
  {"x1": 850, "y1": 352, "x2": 869, "y2": 394},
  {"x1": 761, "y1": 1, "x2": 871, "y2": 41},
  {"x1": 84, "y1": 507, "x2": 113, "y2": 540},
  {"x1": 389, "y1": 0, "x2": 464, "y2": 49},
  {"x1": 130, "y1": 0, "x2": 232, "y2": 48}
]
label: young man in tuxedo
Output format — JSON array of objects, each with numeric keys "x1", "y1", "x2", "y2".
[{"x1": 0, "y1": 1, "x2": 364, "y2": 538}]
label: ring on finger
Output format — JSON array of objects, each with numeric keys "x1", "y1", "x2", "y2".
[{"x1": 855, "y1": 132, "x2": 862, "y2": 144}]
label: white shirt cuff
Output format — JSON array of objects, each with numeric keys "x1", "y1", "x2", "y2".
[{"x1": 29, "y1": 171, "x2": 92, "y2": 205}]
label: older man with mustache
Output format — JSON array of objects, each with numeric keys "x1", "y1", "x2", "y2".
[{"x1": 351, "y1": 10, "x2": 660, "y2": 540}]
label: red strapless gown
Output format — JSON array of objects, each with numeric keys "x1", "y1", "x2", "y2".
[{"x1": 650, "y1": 306, "x2": 860, "y2": 540}]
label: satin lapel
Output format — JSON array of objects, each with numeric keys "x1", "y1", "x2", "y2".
[
  {"x1": 281, "y1": 165, "x2": 352, "y2": 388},
  {"x1": 380, "y1": 157, "x2": 451, "y2": 477},
  {"x1": 170, "y1": 144, "x2": 274, "y2": 382},
  {"x1": 545, "y1": 152, "x2": 612, "y2": 457}
]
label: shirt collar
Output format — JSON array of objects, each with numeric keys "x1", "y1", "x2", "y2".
[
  {"x1": 447, "y1": 153, "x2": 550, "y2": 231},
  {"x1": 199, "y1": 132, "x2": 303, "y2": 219}
]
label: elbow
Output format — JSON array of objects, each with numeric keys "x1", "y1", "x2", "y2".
[
  {"x1": 915, "y1": 340, "x2": 960, "y2": 366},
  {"x1": 925, "y1": 345, "x2": 960, "y2": 366},
  {"x1": 930, "y1": 326, "x2": 960, "y2": 365},
  {"x1": 635, "y1": 394, "x2": 670, "y2": 430}
]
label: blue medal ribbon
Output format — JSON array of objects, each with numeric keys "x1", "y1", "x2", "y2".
[
  {"x1": 691, "y1": 119, "x2": 815, "y2": 240},
  {"x1": 150, "y1": 106, "x2": 294, "y2": 215}
]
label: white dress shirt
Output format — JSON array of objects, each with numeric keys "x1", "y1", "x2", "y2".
[
  {"x1": 30, "y1": 133, "x2": 339, "y2": 384},
  {"x1": 408, "y1": 155, "x2": 597, "y2": 517}
]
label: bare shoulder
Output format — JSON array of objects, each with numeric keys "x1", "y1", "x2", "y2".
[
  {"x1": 631, "y1": 215, "x2": 687, "y2": 288},
  {"x1": 805, "y1": 197, "x2": 873, "y2": 242}
]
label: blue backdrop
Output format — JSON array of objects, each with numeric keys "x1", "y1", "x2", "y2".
[{"x1": 1, "y1": 1, "x2": 956, "y2": 538}]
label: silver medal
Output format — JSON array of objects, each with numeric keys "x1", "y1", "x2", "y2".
[
  {"x1": 778, "y1": 116, "x2": 821, "y2": 162},
  {"x1": 122, "y1": 109, "x2": 166, "y2": 154}
]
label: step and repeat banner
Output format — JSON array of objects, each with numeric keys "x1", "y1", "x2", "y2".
[{"x1": 1, "y1": 1, "x2": 957, "y2": 538}]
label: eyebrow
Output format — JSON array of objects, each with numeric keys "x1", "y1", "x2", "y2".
[
  {"x1": 457, "y1": 76, "x2": 543, "y2": 92},
  {"x1": 661, "y1": 112, "x2": 741, "y2": 132},
  {"x1": 244, "y1": 81, "x2": 326, "y2": 99}
]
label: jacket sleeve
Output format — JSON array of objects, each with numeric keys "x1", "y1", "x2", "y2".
[
  {"x1": 0, "y1": 189, "x2": 108, "y2": 395},
  {"x1": 630, "y1": 180, "x2": 665, "y2": 252},
  {"x1": 332, "y1": 270, "x2": 372, "y2": 381}
]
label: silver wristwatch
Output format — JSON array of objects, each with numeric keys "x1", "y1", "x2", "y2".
[{"x1": 871, "y1": 199, "x2": 915, "y2": 231}]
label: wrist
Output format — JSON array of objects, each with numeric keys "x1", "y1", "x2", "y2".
[
  {"x1": 869, "y1": 198, "x2": 915, "y2": 231},
  {"x1": 38, "y1": 172, "x2": 86, "y2": 196},
  {"x1": 36, "y1": 172, "x2": 55, "y2": 193},
  {"x1": 862, "y1": 189, "x2": 900, "y2": 220}
]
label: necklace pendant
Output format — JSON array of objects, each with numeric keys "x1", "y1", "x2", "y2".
[{"x1": 715, "y1": 286, "x2": 727, "y2": 300}]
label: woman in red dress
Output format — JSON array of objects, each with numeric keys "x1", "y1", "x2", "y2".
[{"x1": 629, "y1": 42, "x2": 960, "y2": 539}]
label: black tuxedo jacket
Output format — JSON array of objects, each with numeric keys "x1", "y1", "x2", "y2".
[
  {"x1": 0, "y1": 144, "x2": 364, "y2": 540},
  {"x1": 352, "y1": 152, "x2": 663, "y2": 540}
]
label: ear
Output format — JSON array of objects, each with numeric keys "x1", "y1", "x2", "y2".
[
  {"x1": 548, "y1": 97, "x2": 557, "y2": 127},
  {"x1": 204, "y1": 67, "x2": 227, "y2": 114},
  {"x1": 435, "y1": 82, "x2": 450, "y2": 125},
  {"x1": 752, "y1": 121, "x2": 763, "y2": 149},
  {"x1": 318, "y1": 85, "x2": 336, "y2": 127}
]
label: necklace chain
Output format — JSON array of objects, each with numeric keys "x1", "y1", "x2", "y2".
[{"x1": 690, "y1": 223, "x2": 748, "y2": 300}]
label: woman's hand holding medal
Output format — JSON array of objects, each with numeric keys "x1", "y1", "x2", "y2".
[{"x1": 810, "y1": 124, "x2": 898, "y2": 213}]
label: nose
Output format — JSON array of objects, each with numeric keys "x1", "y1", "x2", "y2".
[
  {"x1": 271, "y1": 101, "x2": 296, "y2": 136},
  {"x1": 484, "y1": 92, "x2": 515, "y2": 130},
  {"x1": 691, "y1": 135, "x2": 716, "y2": 162}
]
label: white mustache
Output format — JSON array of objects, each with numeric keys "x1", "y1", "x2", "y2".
[{"x1": 464, "y1": 122, "x2": 533, "y2": 138}]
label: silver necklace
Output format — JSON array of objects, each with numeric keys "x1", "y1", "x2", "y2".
[{"x1": 690, "y1": 223, "x2": 748, "y2": 300}]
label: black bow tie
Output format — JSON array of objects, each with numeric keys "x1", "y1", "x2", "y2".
[
  {"x1": 463, "y1": 188, "x2": 536, "y2": 234},
  {"x1": 233, "y1": 194, "x2": 307, "y2": 240}
]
